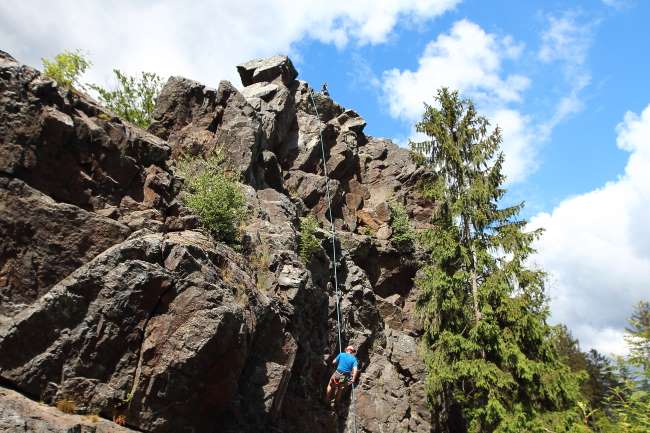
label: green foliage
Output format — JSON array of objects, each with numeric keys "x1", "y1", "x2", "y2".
[
  {"x1": 625, "y1": 301, "x2": 650, "y2": 383},
  {"x1": 583, "y1": 349, "x2": 623, "y2": 410},
  {"x1": 592, "y1": 300, "x2": 650, "y2": 432},
  {"x1": 412, "y1": 88, "x2": 583, "y2": 432},
  {"x1": 90, "y1": 70, "x2": 163, "y2": 128},
  {"x1": 176, "y1": 153, "x2": 246, "y2": 246},
  {"x1": 551, "y1": 325, "x2": 623, "y2": 410},
  {"x1": 604, "y1": 383, "x2": 650, "y2": 433},
  {"x1": 299, "y1": 214, "x2": 320, "y2": 263},
  {"x1": 389, "y1": 202, "x2": 415, "y2": 252},
  {"x1": 41, "y1": 50, "x2": 163, "y2": 128},
  {"x1": 41, "y1": 49, "x2": 91, "y2": 90}
]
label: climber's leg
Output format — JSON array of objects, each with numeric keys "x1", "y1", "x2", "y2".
[
  {"x1": 326, "y1": 371, "x2": 339, "y2": 402},
  {"x1": 334, "y1": 375, "x2": 349, "y2": 404}
]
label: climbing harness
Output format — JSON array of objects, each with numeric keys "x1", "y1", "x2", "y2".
[{"x1": 309, "y1": 88, "x2": 358, "y2": 433}]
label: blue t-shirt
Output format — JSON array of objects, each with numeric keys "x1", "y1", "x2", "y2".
[{"x1": 335, "y1": 352, "x2": 358, "y2": 374}]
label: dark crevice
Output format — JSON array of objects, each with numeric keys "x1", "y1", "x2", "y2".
[{"x1": 0, "y1": 376, "x2": 39, "y2": 401}]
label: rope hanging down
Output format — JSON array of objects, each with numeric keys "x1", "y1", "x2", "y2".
[
  {"x1": 309, "y1": 88, "x2": 359, "y2": 433},
  {"x1": 308, "y1": 88, "x2": 343, "y2": 355}
]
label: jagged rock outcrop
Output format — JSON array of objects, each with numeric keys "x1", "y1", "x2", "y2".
[
  {"x1": 0, "y1": 387, "x2": 137, "y2": 433},
  {"x1": 0, "y1": 49, "x2": 434, "y2": 433}
]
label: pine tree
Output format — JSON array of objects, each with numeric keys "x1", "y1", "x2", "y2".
[
  {"x1": 583, "y1": 349, "x2": 622, "y2": 409},
  {"x1": 412, "y1": 88, "x2": 582, "y2": 433},
  {"x1": 624, "y1": 301, "x2": 650, "y2": 386}
]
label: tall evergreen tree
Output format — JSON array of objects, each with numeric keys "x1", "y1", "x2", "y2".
[{"x1": 412, "y1": 88, "x2": 582, "y2": 433}]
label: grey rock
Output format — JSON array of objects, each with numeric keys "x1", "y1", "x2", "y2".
[
  {"x1": 0, "y1": 51, "x2": 174, "y2": 212},
  {"x1": 149, "y1": 77, "x2": 265, "y2": 186},
  {"x1": 237, "y1": 55, "x2": 298, "y2": 87},
  {"x1": 376, "y1": 224, "x2": 393, "y2": 240},
  {"x1": 0, "y1": 386, "x2": 136, "y2": 433},
  {"x1": 0, "y1": 232, "x2": 255, "y2": 433},
  {"x1": 0, "y1": 178, "x2": 130, "y2": 317},
  {"x1": 0, "y1": 51, "x2": 436, "y2": 433}
]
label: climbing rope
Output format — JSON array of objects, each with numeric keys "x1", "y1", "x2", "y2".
[
  {"x1": 351, "y1": 383, "x2": 358, "y2": 432},
  {"x1": 309, "y1": 88, "x2": 358, "y2": 433},
  {"x1": 308, "y1": 88, "x2": 343, "y2": 355}
]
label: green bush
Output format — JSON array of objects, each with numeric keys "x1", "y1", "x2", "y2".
[
  {"x1": 90, "y1": 70, "x2": 163, "y2": 128},
  {"x1": 42, "y1": 49, "x2": 91, "y2": 90},
  {"x1": 604, "y1": 385, "x2": 650, "y2": 433},
  {"x1": 299, "y1": 214, "x2": 320, "y2": 263},
  {"x1": 389, "y1": 202, "x2": 415, "y2": 251},
  {"x1": 177, "y1": 154, "x2": 246, "y2": 246}
]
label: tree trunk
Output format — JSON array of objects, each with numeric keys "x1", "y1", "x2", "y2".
[
  {"x1": 463, "y1": 214, "x2": 481, "y2": 326},
  {"x1": 471, "y1": 250, "x2": 480, "y2": 325}
]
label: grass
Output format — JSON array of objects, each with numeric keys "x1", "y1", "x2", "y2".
[
  {"x1": 55, "y1": 399, "x2": 76, "y2": 414},
  {"x1": 84, "y1": 414, "x2": 100, "y2": 423}
]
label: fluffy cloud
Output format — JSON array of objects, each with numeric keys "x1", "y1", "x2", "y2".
[
  {"x1": 382, "y1": 20, "x2": 534, "y2": 183},
  {"x1": 0, "y1": 0, "x2": 459, "y2": 87},
  {"x1": 530, "y1": 104, "x2": 650, "y2": 356}
]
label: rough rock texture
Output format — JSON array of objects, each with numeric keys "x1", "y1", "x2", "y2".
[
  {"x1": 0, "y1": 178, "x2": 130, "y2": 317},
  {"x1": 0, "y1": 50, "x2": 434, "y2": 433},
  {"x1": 0, "y1": 387, "x2": 138, "y2": 433}
]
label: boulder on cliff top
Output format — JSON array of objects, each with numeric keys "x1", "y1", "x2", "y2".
[
  {"x1": 149, "y1": 76, "x2": 266, "y2": 186},
  {"x1": 237, "y1": 55, "x2": 298, "y2": 87}
]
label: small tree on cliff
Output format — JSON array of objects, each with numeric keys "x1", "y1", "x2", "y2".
[
  {"x1": 42, "y1": 49, "x2": 91, "y2": 90},
  {"x1": 412, "y1": 88, "x2": 582, "y2": 432},
  {"x1": 90, "y1": 70, "x2": 163, "y2": 128}
]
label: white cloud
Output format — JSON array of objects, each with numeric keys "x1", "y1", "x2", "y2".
[
  {"x1": 538, "y1": 11, "x2": 596, "y2": 132},
  {"x1": 382, "y1": 19, "x2": 534, "y2": 183},
  {"x1": 491, "y1": 109, "x2": 537, "y2": 183},
  {"x1": 539, "y1": 12, "x2": 593, "y2": 66},
  {"x1": 0, "y1": 0, "x2": 459, "y2": 88},
  {"x1": 530, "y1": 104, "x2": 650, "y2": 356}
]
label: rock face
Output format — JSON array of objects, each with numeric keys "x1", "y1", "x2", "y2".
[
  {"x1": 0, "y1": 387, "x2": 138, "y2": 433},
  {"x1": 0, "y1": 49, "x2": 434, "y2": 433}
]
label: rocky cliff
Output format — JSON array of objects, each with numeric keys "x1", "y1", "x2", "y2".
[{"x1": 0, "y1": 51, "x2": 434, "y2": 433}]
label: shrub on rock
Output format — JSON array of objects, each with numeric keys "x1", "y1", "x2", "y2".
[
  {"x1": 299, "y1": 213, "x2": 320, "y2": 263},
  {"x1": 177, "y1": 154, "x2": 247, "y2": 246},
  {"x1": 41, "y1": 49, "x2": 91, "y2": 90}
]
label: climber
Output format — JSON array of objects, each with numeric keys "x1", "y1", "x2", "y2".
[
  {"x1": 321, "y1": 82, "x2": 330, "y2": 96},
  {"x1": 325, "y1": 345, "x2": 359, "y2": 406}
]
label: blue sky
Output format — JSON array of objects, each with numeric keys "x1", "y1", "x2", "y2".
[
  {"x1": 295, "y1": 0, "x2": 649, "y2": 216},
  {"x1": 1, "y1": 0, "x2": 649, "y2": 355}
]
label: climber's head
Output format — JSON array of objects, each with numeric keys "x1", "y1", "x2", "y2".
[{"x1": 345, "y1": 345, "x2": 356, "y2": 354}]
